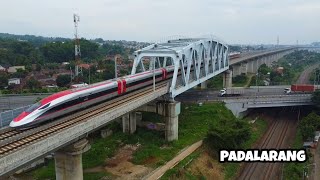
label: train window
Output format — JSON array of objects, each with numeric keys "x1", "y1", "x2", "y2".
[
  {"x1": 26, "y1": 102, "x2": 41, "y2": 112},
  {"x1": 39, "y1": 103, "x2": 50, "y2": 110}
]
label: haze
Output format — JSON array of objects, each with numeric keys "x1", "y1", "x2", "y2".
[{"x1": 0, "y1": 0, "x2": 319, "y2": 44}]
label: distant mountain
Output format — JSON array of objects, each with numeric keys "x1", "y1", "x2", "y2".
[{"x1": 0, "y1": 33, "x2": 71, "y2": 47}]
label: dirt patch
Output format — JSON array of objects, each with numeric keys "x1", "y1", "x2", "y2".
[
  {"x1": 84, "y1": 144, "x2": 153, "y2": 180},
  {"x1": 186, "y1": 151, "x2": 224, "y2": 180},
  {"x1": 142, "y1": 156, "x2": 159, "y2": 165}
]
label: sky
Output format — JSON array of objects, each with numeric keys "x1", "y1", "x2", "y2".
[{"x1": 0, "y1": 0, "x2": 319, "y2": 45}]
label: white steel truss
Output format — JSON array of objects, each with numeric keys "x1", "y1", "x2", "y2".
[{"x1": 131, "y1": 38, "x2": 229, "y2": 98}]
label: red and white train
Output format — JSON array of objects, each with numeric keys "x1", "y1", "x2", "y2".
[{"x1": 10, "y1": 66, "x2": 174, "y2": 129}]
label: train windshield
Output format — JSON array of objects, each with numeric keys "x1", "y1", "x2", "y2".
[{"x1": 26, "y1": 102, "x2": 41, "y2": 112}]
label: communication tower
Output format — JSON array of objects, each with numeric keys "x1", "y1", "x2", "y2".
[{"x1": 73, "y1": 14, "x2": 82, "y2": 77}]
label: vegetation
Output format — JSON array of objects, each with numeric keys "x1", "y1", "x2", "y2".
[
  {"x1": 312, "y1": 90, "x2": 320, "y2": 105},
  {"x1": 161, "y1": 117, "x2": 268, "y2": 179},
  {"x1": 299, "y1": 112, "x2": 320, "y2": 140},
  {"x1": 206, "y1": 119, "x2": 251, "y2": 152},
  {"x1": 309, "y1": 67, "x2": 320, "y2": 84},
  {"x1": 270, "y1": 50, "x2": 320, "y2": 85},
  {"x1": 248, "y1": 50, "x2": 320, "y2": 86},
  {"x1": 283, "y1": 130, "x2": 310, "y2": 180},
  {"x1": 0, "y1": 34, "x2": 135, "y2": 94},
  {"x1": 56, "y1": 74, "x2": 71, "y2": 87},
  {"x1": 207, "y1": 74, "x2": 223, "y2": 89},
  {"x1": 232, "y1": 74, "x2": 248, "y2": 87}
]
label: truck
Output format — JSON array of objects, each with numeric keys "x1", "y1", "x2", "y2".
[
  {"x1": 284, "y1": 84, "x2": 315, "y2": 94},
  {"x1": 219, "y1": 88, "x2": 241, "y2": 97}
]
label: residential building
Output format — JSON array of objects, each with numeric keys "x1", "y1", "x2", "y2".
[
  {"x1": 8, "y1": 78, "x2": 21, "y2": 85},
  {"x1": 7, "y1": 66, "x2": 25, "y2": 73}
]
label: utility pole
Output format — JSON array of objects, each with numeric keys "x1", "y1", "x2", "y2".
[
  {"x1": 114, "y1": 55, "x2": 118, "y2": 79},
  {"x1": 73, "y1": 14, "x2": 82, "y2": 78},
  {"x1": 153, "y1": 57, "x2": 156, "y2": 91}
]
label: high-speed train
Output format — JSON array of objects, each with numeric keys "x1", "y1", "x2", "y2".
[{"x1": 10, "y1": 66, "x2": 174, "y2": 129}]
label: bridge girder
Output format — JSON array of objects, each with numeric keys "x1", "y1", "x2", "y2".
[{"x1": 131, "y1": 38, "x2": 229, "y2": 98}]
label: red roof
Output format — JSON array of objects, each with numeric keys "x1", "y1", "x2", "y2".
[{"x1": 78, "y1": 64, "x2": 91, "y2": 69}]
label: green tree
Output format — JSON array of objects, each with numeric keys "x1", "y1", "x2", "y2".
[
  {"x1": 312, "y1": 90, "x2": 320, "y2": 105},
  {"x1": 26, "y1": 78, "x2": 41, "y2": 90},
  {"x1": 258, "y1": 64, "x2": 272, "y2": 75},
  {"x1": 0, "y1": 72, "x2": 9, "y2": 88},
  {"x1": 299, "y1": 112, "x2": 320, "y2": 140},
  {"x1": 206, "y1": 118, "x2": 251, "y2": 153},
  {"x1": 56, "y1": 74, "x2": 71, "y2": 87}
]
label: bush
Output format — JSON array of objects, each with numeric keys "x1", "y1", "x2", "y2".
[
  {"x1": 233, "y1": 74, "x2": 247, "y2": 84},
  {"x1": 299, "y1": 112, "x2": 320, "y2": 140},
  {"x1": 205, "y1": 118, "x2": 251, "y2": 153}
]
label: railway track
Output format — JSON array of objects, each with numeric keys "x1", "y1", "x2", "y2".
[
  {"x1": 0, "y1": 82, "x2": 168, "y2": 157},
  {"x1": 239, "y1": 110, "x2": 281, "y2": 180},
  {"x1": 239, "y1": 108, "x2": 298, "y2": 180},
  {"x1": 262, "y1": 109, "x2": 298, "y2": 180}
]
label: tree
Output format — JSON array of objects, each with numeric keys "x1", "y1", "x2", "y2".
[
  {"x1": 299, "y1": 112, "x2": 320, "y2": 140},
  {"x1": 26, "y1": 78, "x2": 41, "y2": 90},
  {"x1": 258, "y1": 64, "x2": 272, "y2": 75},
  {"x1": 56, "y1": 74, "x2": 71, "y2": 87},
  {"x1": 205, "y1": 118, "x2": 251, "y2": 153},
  {"x1": 312, "y1": 90, "x2": 320, "y2": 105},
  {"x1": 0, "y1": 72, "x2": 9, "y2": 88}
]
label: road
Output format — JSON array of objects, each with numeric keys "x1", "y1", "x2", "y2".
[
  {"x1": 296, "y1": 64, "x2": 319, "y2": 84},
  {"x1": 0, "y1": 94, "x2": 48, "y2": 112},
  {"x1": 176, "y1": 86, "x2": 290, "y2": 102}
]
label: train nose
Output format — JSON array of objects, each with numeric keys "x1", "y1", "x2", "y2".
[{"x1": 9, "y1": 120, "x2": 18, "y2": 128}]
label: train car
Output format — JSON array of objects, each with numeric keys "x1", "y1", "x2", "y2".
[
  {"x1": 228, "y1": 52, "x2": 241, "y2": 59},
  {"x1": 10, "y1": 67, "x2": 174, "y2": 129}
]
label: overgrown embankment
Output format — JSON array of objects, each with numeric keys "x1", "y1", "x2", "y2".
[{"x1": 160, "y1": 108, "x2": 268, "y2": 180}]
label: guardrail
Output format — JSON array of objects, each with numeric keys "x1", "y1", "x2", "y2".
[
  {"x1": 0, "y1": 93, "x2": 52, "y2": 97},
  {"x1": 0, "y1": 105, "x2": 31, "y2": 128}
]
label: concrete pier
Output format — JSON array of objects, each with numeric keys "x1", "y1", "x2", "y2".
[
  {"x1": 200, "y1": 81, "x2": 207, "y2": 89},
  {"x1": 55, "y1": 139, "x2": 90, "y2": 180},
  {"x1": 136, "y1": 101, "x2": 181, "y2": 141},
  {"x1": 164, "y1": 101, "x2": 181, "y2": 141},
  {"x1": 122, "y1": 112, "x2": 137, "y2": 134},
  {"x1": 223, "y1": 70, "x2": 233, "y2": 88}
]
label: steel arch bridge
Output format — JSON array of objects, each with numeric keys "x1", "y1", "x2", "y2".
[{"x1": 131, "y1": 37, "x2": 229, "y2": 98}]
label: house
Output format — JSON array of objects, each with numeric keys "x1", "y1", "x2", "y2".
[
  {"x1": 0, "y1": 65, "x2": 6, "y2": 71},
  {"x1": 276, "y1": 67, "x2": 284, "y2": 74},
  {"x1": 7, "y1": 66, "x2": 25, "y2": 73},
  {"x1": 78, "y1": 64, "x2": 91, "y2": 69},
  {"x1": 8, "y1": 78, "x2": 21, "y2": 85},
  {"x1": 0, "y1": 64, "x2": 10, "y2": 72}
]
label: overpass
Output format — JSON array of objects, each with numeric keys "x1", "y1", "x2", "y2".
[
  {"x1": 223, "y1": 94, "x2": 313, "y2": 117},
  {"x1": 0, "y1": 37, "x2": 297, "y2": 178},
  {"x1": 176, "y1": 86, "x2": 313, "y2": 117}
]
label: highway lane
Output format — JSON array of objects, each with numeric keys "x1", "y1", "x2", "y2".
[
  {"x1": 175, "y1": 86, "x2": 303, "y2": 102},
  {"x1": 0, "y1": 94, "x2": 48, "y2": 112}
]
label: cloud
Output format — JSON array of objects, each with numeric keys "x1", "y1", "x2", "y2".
[{"x1": 0, "y1": 0, "x2": 318, "y2": 44}]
